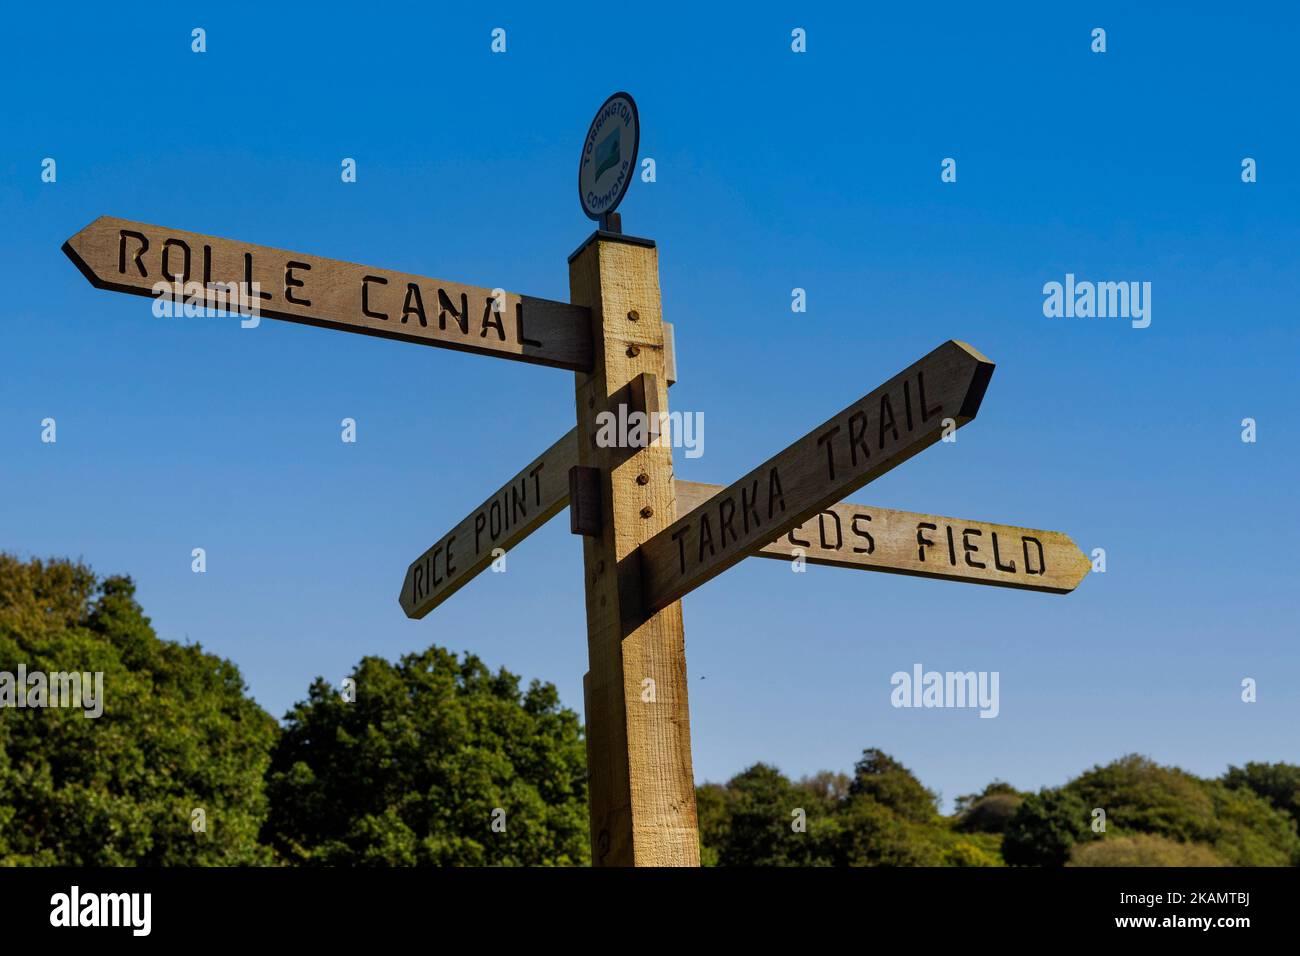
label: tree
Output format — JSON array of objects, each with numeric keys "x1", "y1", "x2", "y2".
[
  {"x1": 799, "y1": 770, "x2": 852, "y2": 810},
  {"x1": 1000, "y1": 755, "x2": 1300, "y2": 867},
  {"x1": 958, "y1": 793, "x2": 1024, "y2": 834},
  {"x1": 847, "y1": 749, "x2": 939, "y2": 823},
  {"x1": 944, "y1": 841, "x2": 999, "y2": 867},
  {"x1": 955, "y1": 780, "x2": 1024, "y2": 833},
  {"x1": 1066, "y1": 754, "x2": 1211, "y2": 844},
  {"x1": 830, "y1": 795, "x2": 942, "y2": 866},
  {"x1": 1223, "y1": 762, "x2": 1300, "y2": 829},
  {"x1": 694, "y1": 783, "x2": 730, "y2": 867},
  {"x1": 1002, "y1": 790, "x2": 1090, "y2": 866},
  {"x1": 1203, "y1": 779, "x2": 1300, "y2": 867},
  {"x1": 954, "y1": 780, "x2": 1020, "y2": 815},
  {"x1": 1066, "y1": 754, "x2": 1299, "y2": 866},
  {"x1": 0, "y1": 555, "x2": 277, "y2": 865},
  {"x1": 262, "y1": 646, "x2": 588, "y2": 866},
  {"x1": 706, "y1": 763, "x2": 832, "y2": 866}
]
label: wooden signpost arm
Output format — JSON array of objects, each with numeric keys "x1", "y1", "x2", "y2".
[
  {"x1": 675, "y1": 480, "x2": 1091, "y2": 593},
  {"x1": 568, "y1": 233, "x2": 699, "y2": 867},
  {"x1": 638, "y1": 340, "x2": 995, "y2": 613},
  {"x1": 398, "y1": 430, "x2": 579, "y2": 619},
  {"x1": 63, "y1": 217, "x2": 593, "y2": 372}
]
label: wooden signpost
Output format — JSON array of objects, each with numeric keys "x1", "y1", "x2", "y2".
[{"x1": 63, "y1": 93, "x2": 1090, "y2": 868}]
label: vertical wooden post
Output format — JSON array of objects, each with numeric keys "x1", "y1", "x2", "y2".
[{"x1": 569, "y1": 233, "x2": 699, "y2": 867}]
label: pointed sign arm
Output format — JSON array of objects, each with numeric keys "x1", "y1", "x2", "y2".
[
  {"x1": 636, "y1": 340, "x2": 996, "y2": 614},
  {"x1": 399, "y1": 429, "x2": 579, "y2": 619},
  {"x1": 63, "y1": 216, "x2": 594, "y2": 371},
  {"x1": 673, "y1": 481, "x2": 1090, "y2": 594}
]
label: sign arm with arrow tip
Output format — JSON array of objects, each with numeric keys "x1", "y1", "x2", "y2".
[
  {"x1": 399, "y1": 429, "x2": 578, "y2": 620},
  {"x1": 673, "y1": 480, "x2": 1091, "y2": 593},
  {"x1": 63, "y1": 216, "x2": 594, "y2": 372},
  {"x1": 637, "y1": 340, "x2": 996, "y2": 615}
]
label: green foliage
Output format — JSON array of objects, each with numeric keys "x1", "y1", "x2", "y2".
[
  {"x1": 702, "y1": 763, "x2": 830, "y2": 866},
  {"x1": 699, "y1": 751, "x2": 956, "y2": 867},
  {"x1": 1067, "y1": 755, "x2": 1212, "y2": 843},
  {"x1": 0, "y1": 556, "x2": 277, "y2": 865},
  {"x1": 944, "y1": 840, "x2": 999, "y2": 867},
  {"x1": 5, "y1": 555, "x2": 1298, "y2": 869},
  {"x1": 829, "y1": 796, "x2": 943, "y2": 866},
  {"x1": 700, "y1": 751, "x2": 1300, "y2": 869},
  {"x1": 799, "y1": 770, "x2": 852, "y2": 809},
  {"x1": 261, "y1": 647, "x2": 588, "y2": 866},
  {"x1": 694, "y1": 783, "x2": 729, "y2": 867},
  {"x1": 955, "y1": 781, "x2": 1025, "y2": 834},
  {"x1": 1000, "y1": 755, "x2": 1300, "y2": 868},
  {"x1": 1064, "y1": 754, "x2": 1299, "y2": 867},
  {"x1": 1002, "y1": 790, "x2": 1090, "y2": 866},
  {"x1": 958, "y1": 794, "x2": 1023, "y2": 834},
  {"x1": 1223, "y1": 762, "x2": 1300, "y2": 830},
  {"x1": 1202, "y1": 778, "x2": 1300, "y2": 867},
  {"x1": 848, "y1": 749, "x2": 939, "y2": 824},
  {"x1": 1069, "y1": 834, "x2": 1227, "y2": 867},
  {"x1": 954, "y1": 780, "x2": 1020, "y2": 815}
]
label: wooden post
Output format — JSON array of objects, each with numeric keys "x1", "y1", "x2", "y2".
[{"x1": 568, "y1": 233, "x2": 699, "y2": 866}]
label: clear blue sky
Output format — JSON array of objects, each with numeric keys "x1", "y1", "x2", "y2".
[{"x1": 3, "y1": 3, "x2": 1296, "y2": 810}]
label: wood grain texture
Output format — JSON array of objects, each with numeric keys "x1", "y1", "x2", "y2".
[
  {"x1": 569, "y1": 465, "x2": 603, "y2": 537},
  {"x1": 64, "y1": 216, "x2": 593, "y2": 371},
  {"x1": 628, "y1": 371, "x2": 663, "y2": 446},
  {"x1": 398, "y1": 429, "x2": 577, "y2": 619},
  {"x1": 640, "y1": 340, "x2": 996, "y2": 613},
  {"x1": 570, "y1": 235, "x2": 699, "y2": 867},
  {"x1": 675, "y1": 481, "x2": 1090, "y2": 593},
  {"x1": 662, "y1": 322, "x2": 677, "y2": 386}
]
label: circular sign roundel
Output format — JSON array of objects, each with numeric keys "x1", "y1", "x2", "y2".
[{"x1": 578, "y1": 92, "x2": 639, "y2": 221}]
